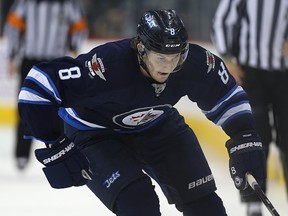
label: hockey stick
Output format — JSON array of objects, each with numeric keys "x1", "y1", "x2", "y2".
[{"x1": 246, "y1": 173, "x2": 280, "y2": 216}]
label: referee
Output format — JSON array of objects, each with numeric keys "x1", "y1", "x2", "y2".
[
  {"x1": 212, "y1": 0, "x2": 288, "y2": 216},
  {"x1": 4, "y1": 0, "x2": 88, "y2": 170}
]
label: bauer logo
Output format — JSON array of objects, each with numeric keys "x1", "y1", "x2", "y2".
[{"x1": 188, "y1": 174, "x2": 214, "y2": 189}]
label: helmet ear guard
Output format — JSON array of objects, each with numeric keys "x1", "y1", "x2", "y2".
[
  {"x1": 138, "y1": 44, "x2": 145, "y2": 52},
  {"x1": 136, "y1": 42, "x2": 146, "y2": 57}
]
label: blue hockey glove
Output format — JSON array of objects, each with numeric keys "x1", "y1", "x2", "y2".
[
  {"x1": 34, "y1": 135, "x2": 92, "y2": 189},
  {"x1": 225, "y1": 130, "x2": 266, "y2": 191}
]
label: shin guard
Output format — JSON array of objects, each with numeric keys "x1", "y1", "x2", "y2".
[
  {"x1": 182, "y1": 192, "x2": 227, "y2": 216},
  {"x1": 114, "y1": 177, "x2": 161, "y2": 216}
]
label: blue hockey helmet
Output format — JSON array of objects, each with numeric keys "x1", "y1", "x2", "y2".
[{"x1": 137, "y1": 9, "x2": 189, "y2": 71}]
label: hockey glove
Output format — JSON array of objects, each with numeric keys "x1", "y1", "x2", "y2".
[
  {"x1": 225, "y1": 130, "x2": 266, "y2": 191},
  {"x1": 35, "y1": 135, "x2": 92, "y2": 189}
]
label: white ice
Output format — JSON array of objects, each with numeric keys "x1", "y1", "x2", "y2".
[{"x1": 0, "y1": 125, "x2": 287, "y2": 216}]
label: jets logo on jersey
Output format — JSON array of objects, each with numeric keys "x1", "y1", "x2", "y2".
[
  {"x1": 122, "y1": 108, "x2": 162, "y2": 126},
  {"x1": 113, "y1": 105, "x2": 172, "y2": 129},
  {"x1": 205, "y1": 50, "x2": 215, "y2": 73},
  {"x1": 87, "y1": 53, "x2": 106, "y2": 80}
]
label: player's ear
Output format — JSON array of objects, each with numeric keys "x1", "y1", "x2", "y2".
[{"x1": 137, "y1": 43, "x2": 145, "y2": 56}]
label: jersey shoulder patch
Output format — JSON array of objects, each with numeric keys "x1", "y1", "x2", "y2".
[
  {"x1": 205, "y1": 50, "x2": 216, "y2": 74},
  {"x1": 86, "y1": 53, "x2": 106, "y2": 81}
]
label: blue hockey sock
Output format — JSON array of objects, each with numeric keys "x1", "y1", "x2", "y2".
[{"x1": 114, "y1": 177, "x2": 161, "y2": 216}]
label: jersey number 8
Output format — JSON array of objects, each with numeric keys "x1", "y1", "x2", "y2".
[
  {"x1": 59, "y1": 67, "x2": 81, "y2": 80},
  {"x1": 218, "y1": 62, "x2": 229, "y2": 84}
]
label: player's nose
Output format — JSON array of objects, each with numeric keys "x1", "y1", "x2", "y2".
[{"x1": 163, "y1": 62, "x2": 177, "y2": 73}]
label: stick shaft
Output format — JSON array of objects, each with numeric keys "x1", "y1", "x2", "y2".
[{"x1": 246, "y1": 173, "x2": 280, "y2": 216}]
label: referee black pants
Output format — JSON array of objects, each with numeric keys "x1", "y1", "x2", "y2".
[{"x1": 241, "y1": 66, "x2": 288, "y2": 200}]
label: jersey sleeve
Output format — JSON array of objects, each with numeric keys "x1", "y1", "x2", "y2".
[
  {"x1": 18, "y1": 56, "x2": 86, "y2": 143},
  {"x1": 186, "y1": 45, "x2": 256, "y2": 137}
]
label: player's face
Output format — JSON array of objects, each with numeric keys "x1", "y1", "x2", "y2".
[{"x1": 144, "y1": 51, "x2": 180, "y2": 83}]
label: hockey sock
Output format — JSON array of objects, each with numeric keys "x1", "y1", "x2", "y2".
[
  {"x1": 182, "y1": 192, "x2": 227, "y2": 216},
  {"x1": 247, "y1": 201, "x2": 262, "y2": 215},
  {"x1": 114, "y1": 177, "x2": 161, "y2": 216}
]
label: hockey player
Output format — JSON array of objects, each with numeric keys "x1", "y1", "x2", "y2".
[{"x1": 18, "y1": 9, "x2": 266, "y2": 215}]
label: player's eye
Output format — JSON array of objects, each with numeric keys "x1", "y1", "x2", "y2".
[{"x1": 157, "y1": 57, "x2": 166, "y2": 62}]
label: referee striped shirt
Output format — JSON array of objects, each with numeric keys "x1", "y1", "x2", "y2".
[
  {"x1": 4, "y1": 0, "x2": 87, "y2": 60},
  {"x1": 212, "y1": 0, "x2": 288, "y2": 71}
]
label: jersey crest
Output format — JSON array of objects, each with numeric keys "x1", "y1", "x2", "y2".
[{"x1": 112, "y1": 105, "x2": 172, "y2": 129}]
